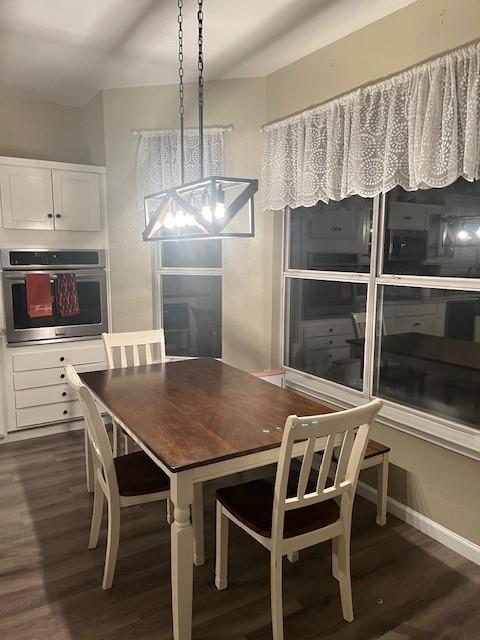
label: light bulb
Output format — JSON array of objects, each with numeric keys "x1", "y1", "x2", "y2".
[
  {"x1": 164, "y1": 212, "x2": 175, "y2": 229},
  {"x1": 214, "y1": 202, "x2": 225, "y2": 219},
  {"x1": 475, "y1": 227, "x2": 480, "y2": 238},
  {"x1": 175, "y1": 211, "x2": 186, "y2": 228},
  {"x1": 201, "y1": 205, "x2": 213, "y2": 222},
  {"x1": 457, "y1": 229, "x2": 471, "y2": 242}
]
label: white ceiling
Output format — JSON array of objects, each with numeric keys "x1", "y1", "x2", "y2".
[{"x1": 0, "y1": 0, "x2": 416, "y2": 106}]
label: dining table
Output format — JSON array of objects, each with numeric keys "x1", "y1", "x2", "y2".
[{"x1": 80, "y1": 357, "x2": 332, "y2": 640}]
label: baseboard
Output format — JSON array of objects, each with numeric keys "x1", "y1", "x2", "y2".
[
  {"x1": 1, "y1": 420, "x2": 84, "y2": 444},
  {"x1": 357, "y1": 480, "x2": 480, "y2": 566}
]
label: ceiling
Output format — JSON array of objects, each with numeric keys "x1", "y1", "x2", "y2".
[{"x1": 0, "y1": 0, "x2": 416, "y2": 106}]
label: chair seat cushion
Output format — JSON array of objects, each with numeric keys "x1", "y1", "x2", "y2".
[
  {"x1": 114, "y1": 451, "x2": 170, "y2": 497},
  {"x1": 216, "y1": 478, "x2": 339, "y2": 539}
]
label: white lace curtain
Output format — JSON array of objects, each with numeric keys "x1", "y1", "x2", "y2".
[
  {"x1": 136, "y1": 128, "x2": 225, "y2": 209},
  {"x1": 262, "y1": 42, "x2": 480, "y2": 211}
]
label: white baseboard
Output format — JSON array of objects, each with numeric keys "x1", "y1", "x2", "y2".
[
  {"x1": 1, "y1": 420, "x2": 84, "y2": 444},
  {"x1": 357, "y1": 480, "x2": 480, "y2": 566}
]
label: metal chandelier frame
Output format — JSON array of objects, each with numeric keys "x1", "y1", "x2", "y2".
[{"x1": 143, "y1": 0, "x2": 258, "y2": 242}]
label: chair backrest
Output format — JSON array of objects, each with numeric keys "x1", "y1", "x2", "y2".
[
  {"x1": 271, "y1": 399, "x2": 383, "y2": 548},
  {"x1": 65, "y1": 365, "x2": 119, "y2": 498},
  {"x1": 102, "y1": 329, "x2": 166, "y2": 369},
  {"x1": 352, "y1": 312, "x2": 386, "y2": 339}
]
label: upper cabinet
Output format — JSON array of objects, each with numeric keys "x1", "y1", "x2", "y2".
[
  {"x1": 52, "y1": 170, "x2": 101, "y2": 231},
  {"x1": 0, "y1": 165, "x2": 54, "y2": 230},
  {"x1": 0, "y1": 160, "x2": 104, "y2": 232}
]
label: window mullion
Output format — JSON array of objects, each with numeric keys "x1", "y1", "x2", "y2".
[{"x1": 364, "y1": 193, "x2": 382, "y2": 399}]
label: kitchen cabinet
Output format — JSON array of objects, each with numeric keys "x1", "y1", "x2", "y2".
[
  {"x1": 0, "y1": 165, "x2": 54, "y2": 230},
  {"x1": 0, "y1": 161, "x2": 103, "y2": 231},
  {"x1": 387, "y1": 202, "x2": 427, "y2": 230}
]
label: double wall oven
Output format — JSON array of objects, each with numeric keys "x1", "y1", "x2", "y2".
[{"x1": 2, "y1": 249, "x2": 108, "y2": 345}]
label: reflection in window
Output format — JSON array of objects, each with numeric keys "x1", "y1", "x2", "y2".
[
  {"x1": 374, "y1": 286, "x2": 480, "y2": 429},
  {"x1": 384, "y1": 178, "x2": 480, "y2": 277},
  {"x1": 286, "y1": 279, "x2": 367, "y2": 391},
  {"x1": 161, "y1": 239, "x2": 222, "y2": 268},
  {"x1": 289, "y1": 196, "x2": 372, "y2": 272},
  {"x1": 162, "y1": 274, "x2": 221, "y2": 357}
]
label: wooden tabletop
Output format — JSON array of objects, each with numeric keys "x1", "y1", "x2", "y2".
[
  {"x1": 80, "y1": 358, "x2": 331, "y2": 472},
  {"x1": 348, "y1": 332, "x2": 480, "y2": 371}
]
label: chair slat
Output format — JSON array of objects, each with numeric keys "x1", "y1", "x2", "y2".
[
  {"x1": 145, "y1": 343, "x2": 153, "y2": 365},
  {"x1": 296, "y1": 437, "x2": 316, "y2": 499},
  {"x1": 120, "y1": 345, "x2": 127, "y2": 368},
  {"x1": 335, "y1": 430, "x2": 355, "y2": 487},
  {"x1": 132, "y1": 344, "x2": 140, "y2": 367},
  {"x1": 102, "y1": 330, "x2": 166, "y2": 370},
  {"x1": 316, "y1": 434, "x2": 335, "y2": 493}
]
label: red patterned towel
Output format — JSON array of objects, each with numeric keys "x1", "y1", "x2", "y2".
[
  {"x1": 26, "y1": 273, "x2": 53, "y2": 318},
  {"x1": 55, "y1": 273, "x2": 80, "y2": 317}
]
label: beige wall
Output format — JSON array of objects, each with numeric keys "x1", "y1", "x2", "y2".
[
  {"x1": 102, "y1": 78, "x2": 274, "y2": 371},
  {"x1": 266, "y1": 0, "x2": 480, "y2": 545},
  {"x1": 0, "y1": 93, "x2": 94, "y2": 164}
]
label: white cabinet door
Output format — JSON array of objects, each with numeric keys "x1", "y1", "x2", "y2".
[
  {"x1": 52, "y1": 170, "x2": 101, "y2": 231},
  {"x1": 0, "y1": 165, "x2": 54, "y2": 229}
]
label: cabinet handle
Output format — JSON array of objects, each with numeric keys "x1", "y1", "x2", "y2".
[
  {"x1": 55, "y1": 213, "x2": 62, "y2": 219},
  {"x1": 413, "y1": 322, "x2": 420, "y2": 327},
  {"x1": 63, "y1": 410, "x2": 68, "y2": 416},
  {"x1": 62, "y1": 391, "x2": 67, "y2": 397},
  {"x1": 60, "y1": 373, "x2": 65, "y2": 379},
  {"x1": 47, "y1": 213, "x2": 53, "y2": 219},
  {"x1": 329, "y1": 340, "x2": 333, "y2": 345},
  {"x1": 60, "y1": 356, "x2": 65, "y2": 362},
  {"x1": 329, "y1": 328, "x2": 333, "y2": 332}
]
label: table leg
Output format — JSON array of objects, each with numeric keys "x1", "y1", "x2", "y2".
[
  {"x1": 192, "y1": 483, "x2": 205, "y2": 566},
  {"x1": 171, "y1": 472, "x2": 194, "y2": 640},
  {"x1": 84, "y1": 428, "x2": 94, "y2": 493},
  {"x1": 376, "y1": 454, "x2": 389, "y2": 527}
]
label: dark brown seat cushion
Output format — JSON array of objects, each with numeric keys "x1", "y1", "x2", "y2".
[
  {"x1": 114, "y1": 451, "x2": 170, "y2": 497},
  {"x1": 216, "y1": 477, "x2": 339, "y2": 539}
]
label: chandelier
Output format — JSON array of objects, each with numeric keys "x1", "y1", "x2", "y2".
[{"x1": 143, "y1": 0, "x2": 258, "y2": 242}]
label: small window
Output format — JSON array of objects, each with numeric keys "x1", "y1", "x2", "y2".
[
  {"x1": 383, "y1": 179, "x2": 480, "y2": 277},
  {"x1": 288, "y1": 196, "x2": 372, "y2": 272},
  {"x1": 285, "y1": 278, "x2": 367, "y2": 391}
]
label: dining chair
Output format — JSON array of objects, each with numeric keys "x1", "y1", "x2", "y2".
[
  {"x1": 215, "y1": 399, "x2": 382, "y2": 640},
  {"x1": 65, "y1": 365, "x2": 171, "y2": 590}
]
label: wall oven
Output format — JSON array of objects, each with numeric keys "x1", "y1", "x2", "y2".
[{"x1": 1, "y1": 249, "x2": 108, "y2": 345}]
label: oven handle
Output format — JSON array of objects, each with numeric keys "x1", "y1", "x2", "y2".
[{"x1": 2, "y1": 269, "x2": 106, "y2": 281}]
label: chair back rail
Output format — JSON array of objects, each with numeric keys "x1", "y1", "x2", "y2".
[
  {"x1": 272, "y1": 399, "x2": 383, "y2": 549},
  {"x1": 102, "y1": 330, "x2": 166, "y2": 369}
]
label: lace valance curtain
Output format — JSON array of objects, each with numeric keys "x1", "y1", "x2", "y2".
[
  {"x1": 262, "y1": 42, "x2": 480, "y2": 211},
  {"x1": 136, "y1": 128, "x2": 225, "y2": 209}
]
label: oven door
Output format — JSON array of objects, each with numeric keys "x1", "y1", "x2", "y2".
[{"x1": 2, "y1": 269, "x2": 108, "y2": 344}]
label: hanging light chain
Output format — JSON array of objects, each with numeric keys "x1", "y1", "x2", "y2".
[
  {"x1": 178, "y1": 0, "x2": 185, "y2": 183},
  {"x1": 197, "y1": 0, "x2": 204, "y2": 179}
]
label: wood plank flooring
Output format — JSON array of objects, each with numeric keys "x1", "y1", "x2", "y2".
[{"x1": 0, "y1": 430, "x2": 478, "y2": 640}]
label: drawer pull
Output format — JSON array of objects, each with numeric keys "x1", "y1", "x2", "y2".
[
  {"x1": 60, "y1": 373, "x2": 65, "y2": 379},
  {"x1": 63, "y1": 410, "x2": 68, "y2": 416},
  {"x1": 62, "y1": 391, "x2": 67, "y2": 397},
  {"x1": 329, "y1": 328, "x2": 333, "y2": 332},
  {"x1": 60, "y1": 356, "x2": 65, "y2": 362},
  {"x1": 329, "y1": 340, "x2": 333, "y2": 345},
  {"x1": 412, "y1": 322, "x2": 420, "y2": 327}
]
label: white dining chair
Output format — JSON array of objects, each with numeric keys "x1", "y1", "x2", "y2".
[
  {"x1": 215, "y1": 399, "x2": 383, "y2": 640},
  {"x1": 65, "y1": 365, "x2": 171, "y2": 590}
]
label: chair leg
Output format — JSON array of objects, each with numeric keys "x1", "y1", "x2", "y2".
[
  {"x1": 192, "y1": 484, "x2": 205, "y2": 566},
  {"x1": 376, "y1": 455, "x2": 389, "y2": 526},
  {"x1": 88, "y1": 481, "x2": 104, "y2": 549},
  {"x1": 102, "y1": 498, "x2": 120, "y2": 590},
  {"x1": 167, "y1": 498, "x2": 174, "y2": 525},
  {"x1": 287, "y1": 551, "x2": 299, "y2": 563},
  {"x1": 332, "y1": 537, "x2": 339, "y2": 581},
  {"x1": 270, "y1": 555, "x2": 284, "y2": 640},
  {"x1": 337, "y1": 534, "x2": 353, "y2": 623},
  {"x1": 112, "y1": 422, "x2": 118, "y2": 457},
  {"x1": 215, "y1": 502, "x2": 229, "y2": 590}
]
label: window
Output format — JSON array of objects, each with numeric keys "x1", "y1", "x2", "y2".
[
  {"x1": 157, "y1": 241, "x2": 222, "y2": 357},
  {"x1": 283, "y1": 178, "x2": 480, "y2": 454}
]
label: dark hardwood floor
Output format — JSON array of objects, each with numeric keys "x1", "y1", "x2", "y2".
[{"x1": 0, "y1": 430, "x2": 478, "y2": 640}]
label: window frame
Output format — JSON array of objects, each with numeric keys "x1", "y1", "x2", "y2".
[
  {"x1": 154, "y1": 244, "x2": 223, "y2": 358},
  {"x1": 282, "y1": 193, "x2": 480, "y2": 461}
]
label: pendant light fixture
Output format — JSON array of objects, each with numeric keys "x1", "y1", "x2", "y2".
[{"x1": 143, "y1": 0, "x2": 258, "y2": 242}]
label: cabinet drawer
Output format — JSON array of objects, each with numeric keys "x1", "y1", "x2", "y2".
[
  {"x1": 303, "y1": 319, "x2": 353, "y2": 339},
  {"x1": 304, "y1": 334, "x2": 349, "y2": 350},
  {"x1": 386, "y1": 315, "x2": 436, "y2": 335},
  {"x1": 304, "y1": 346, "x2": 350, "y2": 366},
  {"x1": 14, "y1": 362, "x2": 105, "y2": 390},
  {"x1": 15, "y1": 384, "x2": 75, "y2": 409},
  {"x1": 13, "y1": 345, "x2": 106, "y2": 372},
  {"x1": 16, "y1": 401, "x2": 82, "y2": 429}
]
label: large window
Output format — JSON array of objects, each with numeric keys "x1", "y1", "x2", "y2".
[
  {"x1": 283, "y1": 178, "x2": 480, "y2": 452},
  {"x1": 157, "y1": 240, "x2": 222, "y2": 358}
]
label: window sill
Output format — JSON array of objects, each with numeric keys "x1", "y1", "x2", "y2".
[{"x1": 284, "y1": 367, "x2": 480, "y2": 461}]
